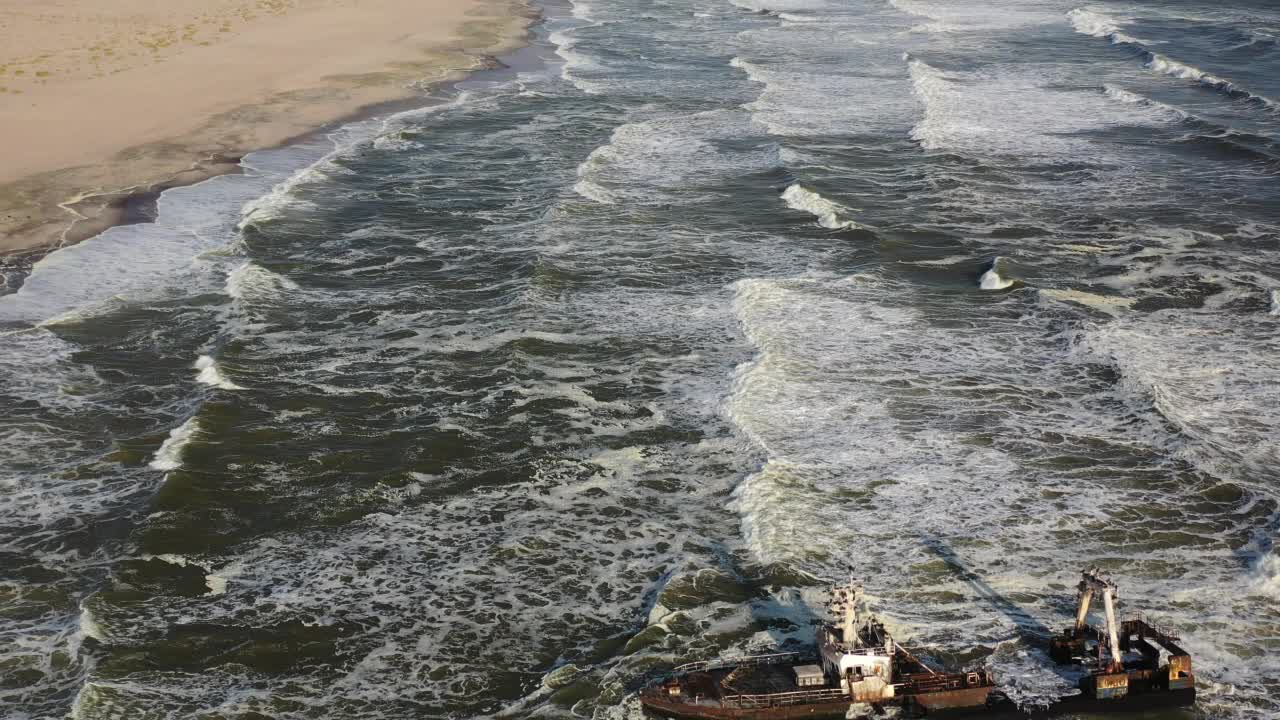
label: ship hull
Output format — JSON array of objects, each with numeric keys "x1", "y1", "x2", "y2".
[
  {"x1": 640, "y1": 687, "x2": 1196, "y2": 720},
  {"x1": 640, "y1": 693, "x2": 852, "y2": 720}
]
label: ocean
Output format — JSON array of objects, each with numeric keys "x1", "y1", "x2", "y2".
[{"x1": 2, "y1": 0, "x2": 1278, "y2": 717}]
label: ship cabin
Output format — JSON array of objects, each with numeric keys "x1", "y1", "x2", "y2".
[{"x1": 818, "y1": 580, "x2": 897, "y2": 703}]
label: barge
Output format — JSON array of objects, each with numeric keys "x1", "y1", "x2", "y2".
[{"x1": 640, "y1": 569, "x2": 1195, "y2": 719}]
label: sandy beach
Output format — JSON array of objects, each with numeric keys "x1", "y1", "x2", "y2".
[{"x1": 0, "y1": 0, "x2": 533, "y2": 256}]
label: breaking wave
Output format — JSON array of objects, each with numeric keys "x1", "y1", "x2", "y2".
[
  {"x1": 780, "y1": 184, "x2": 861, "y2": 230},
  {"x1": 1102, "y1": 84, "x2": 1189, "y2": 120},
  {"x1": 1067, "y1": 7, "x2": 1140, "y2": 44},
  {"x1": 1077, "y1": 310, "x2": 1280, "y2": 481},
  {"x1": 149, "y1": 417, "x2": 200, "y2": 472},
  {"x1": 1255, "y1": 552, "x2": 1280, "y2": 599},
  {"x1": 224, "y1": 262, "x2": 300, "y2": 303},
  {"x1": 194, "y1": 355, "x2": 244, "y2": 391},
  {"x1": 1145, "y1": 54, "x2": 1279, "y2": 111},
  {"x1": 979, "y1": 258, "x2": 1016, "y2": 290},
  {"x1": 1069, "y1": 8, "x2": 1279, "y2": 111}
]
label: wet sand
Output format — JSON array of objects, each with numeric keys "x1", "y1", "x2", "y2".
[{"x1": 0, "y1": 0, "x2": 534, "y2": 256}]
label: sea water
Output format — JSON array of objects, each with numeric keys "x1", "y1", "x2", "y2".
[{"x1": 2, "y1": 0, "x2": 1279, "y2": 717}]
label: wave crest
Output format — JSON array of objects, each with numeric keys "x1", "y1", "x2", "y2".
[
  {"x1": 1067, "y1": 8, "x2": 1140, "y2": 44},
  {"x1": 780, "y1": 184, "x2": 861, "y2": 230},
  {"x1": 195, "y1": 355, "x2": 244, "y2": 391},
  {"x1": 150, "y1": 417, "x2": 200, "y2": 471},
  {"x1": 1069, "y1": 8, "x2": 1279, "y2": 112},
  {"x1": 979, "y1": 257, "x2": 1016, "y2": 290}
]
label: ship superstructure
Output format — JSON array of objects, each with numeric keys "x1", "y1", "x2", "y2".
[
  {"x1": 640, "y1": 576, "x2": 1000, "y2": 719},
  {"x1": 638, "y1": 570, "x2": 1197, "y2": 720},
  {"x1": 819, "y1": 579, "x2": 895, "y2": 701},
  {"x1": 1049, "y1": 567, "x2": 1195, "y2": 704}
]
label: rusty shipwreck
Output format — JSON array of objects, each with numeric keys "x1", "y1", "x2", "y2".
[{"x1": 639, "y1": 569, "x2": 1196, "y2": 719}]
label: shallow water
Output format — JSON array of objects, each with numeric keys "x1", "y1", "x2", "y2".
[{"x1": 2, "y1": 0, "x2": 1278, "y2": 718}]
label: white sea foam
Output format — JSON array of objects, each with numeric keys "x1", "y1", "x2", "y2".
[
  {"x1": 1077, "y1": 310, "x2": 1280, "y2": 480},
  {"x1": 1039, "y1": 288, "x2": 1133, "y2": 315},
  {"x1": 1102, "y1": 84, "x2": 1189, "y2": 121},
  {"x1": 729, "y1": 56, "x2": 767, "y2": 84},
  {"x1": 979, "y1": 258, "x2": 1015, "y2": 290},
  {"x1": 572, "y1": 179, "x2": 617, "y2": 204},
  {"x1": 1254, "y1": 553, "x2": 1280, "y2": 599},
  {"x1": 572, "y1": 110, "x2": 776, "y2": 205},
  {"x1": 0, "y1": 105, "x2": 383, "y2": 327},
  {"x1": 150, "y1": 417, "x2": 200, "y2": 471},
  {"x1": 777, "y1": 12, "x2": 821, "y2": 23},
  {"x1": 733, "y1": 45, "x2": 919, "y2": 137},
  {"x1": 1067, "y1": 10, "x2": 1279, "y2": 111},
  {"x1": 908, "y1": 56, "x2": 1164, "y2": 157},
  {"x1": 224, "y1": 262, "x2": 300, "y2": 303},
  {"x1": 548, "y1": 27, "x2": 605, "y2": 94},
  {"x1": 1144, "y1": 54, "x2": 1279, "y2": 109},
  {"x1": 194, "y1": 355, "x2": 244, "y2": 391},
  {"x1": 780, "y1": 184, "x2": 861, "y2": 230},
  {"x1": 1067, "y1": 7, "x2": 1140, "y2": 44},
  {"x1": 78, "y1": 606, "x2": 107, "y2": 643},
  {"x1": 204, "y1": 562, "x2": 243, "y2": 596},
  {"x1": 724, "y1": 272, "x2": 1280, "y2": 715},
  {"x1": 895, "y1": 0, "x2": 1058, "y2": 32},
  {"x1": 902, "y1": 255, "x2": 971, "y2": 266},
  {"x1": 1271, "y1": 289, "x2": 1280, "y2": 315},
  {"x1": 730, "y1": 0, "x2": 833, "y2": 13},
  {"x1": 152, "y1": 554, "x2": 192, "y2": 567},
  {"x1": 239, "y1": 166, "x2": 329, "y2": 226},
  {"x1": 1147, "y1": 54, "x2": 1220, "y2": 86},
  {"x1": 906, "y1": 58, "x2": 966, "y2": 152}
]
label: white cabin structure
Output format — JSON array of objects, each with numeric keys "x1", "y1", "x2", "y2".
[{"x1": 817, "y1": 578, "x2": 896, "y2": 703}]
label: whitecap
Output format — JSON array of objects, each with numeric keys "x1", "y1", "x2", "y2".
[
  {"x1": 548, "y1": 27, "x2": 605, "y2": 95},
  {"x1": 1039, "y1": 288, "x2": 1134, "y2": 315},
  {"x1": 195, "y1": 355, "x2": 244, "y2": 391},
  {"x1": 78, "y1": 605, "x2": 107, "y2": 643},
  {"x1": 1102, "y1": 84, "x2": 1188, "y2": 121},
  {"x1": 979, "y1": 258, "x2": 1015, "y2": 290},
  {"x1": 1144, "y1": 53, "x2": 1279, "y2": 110},
  {"x1": 729, "y1": 56, "x2": 768, "y2": 85},
  {"x1": 901, "y1": 255, "x2": 971, "y2": 266},
  {"x1": 780, "y1": 184, "x2": 861, "y2": 230},
  {"x1": 224, "y1": 262, "x2": 300, "y2": 303},
  {"x1": 1254, "y1": 552, "x2": 1280, "y2": 599},
  {"x1": 895, "y1": 0, "x2": 1058, "y2": 32},
  {"x1": 150, "y1": 417, "x2": 200, "y2": 471},
  {"x1": 205, "y1": 574, "x2": 229, "y2": 596},
  {"x1": 1067, "y1": 7, "x2": 1141, "y2": 44},
  {"x1": 572, "y1": 179, "x2": 617, "y2": 204},
  {"x1": 777, "y1": 12, "x2": 821, "y2": 23}
]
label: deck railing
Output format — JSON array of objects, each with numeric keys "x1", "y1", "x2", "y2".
[
  {"x1": 674, "y1": 652, "x2": 804, "y2": 675},
  {"x1": 1125, "y1": 613, "x2": 1181, "y2": 642},
  {"x1": 722, "y1": 687, "x2": 849, "y2": 709}
]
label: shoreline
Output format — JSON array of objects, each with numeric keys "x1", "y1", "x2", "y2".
[{"x1": 0, "y1": 0, "x2": 537, "y2": 264}]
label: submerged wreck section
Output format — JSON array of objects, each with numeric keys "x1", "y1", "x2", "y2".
[
  {"x1": 639, "y1": 570, "x2": 1196, "y2": 719},
  {"x1": 1049, "y1": 568, "x2": 1196, "y2": 706}
]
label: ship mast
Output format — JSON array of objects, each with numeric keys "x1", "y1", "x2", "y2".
[
  {"x1": 1076, "y1": 567, "x2": 1123, "y2": 673},
  {"x1": 830, "y1": 574, "x2": 864, "y2": 651}
]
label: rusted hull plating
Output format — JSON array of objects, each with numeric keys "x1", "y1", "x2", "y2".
[
  {"x1": 639, "y1": 692, "x2": 852, "y2": 720},
  {"x1": 640, "y1": 688, "x2": 1197, "y2": 720}
]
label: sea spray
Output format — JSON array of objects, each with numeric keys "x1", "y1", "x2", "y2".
[{"x1": 979, "y1": 258, "x2": 1016, "y2": 290}]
